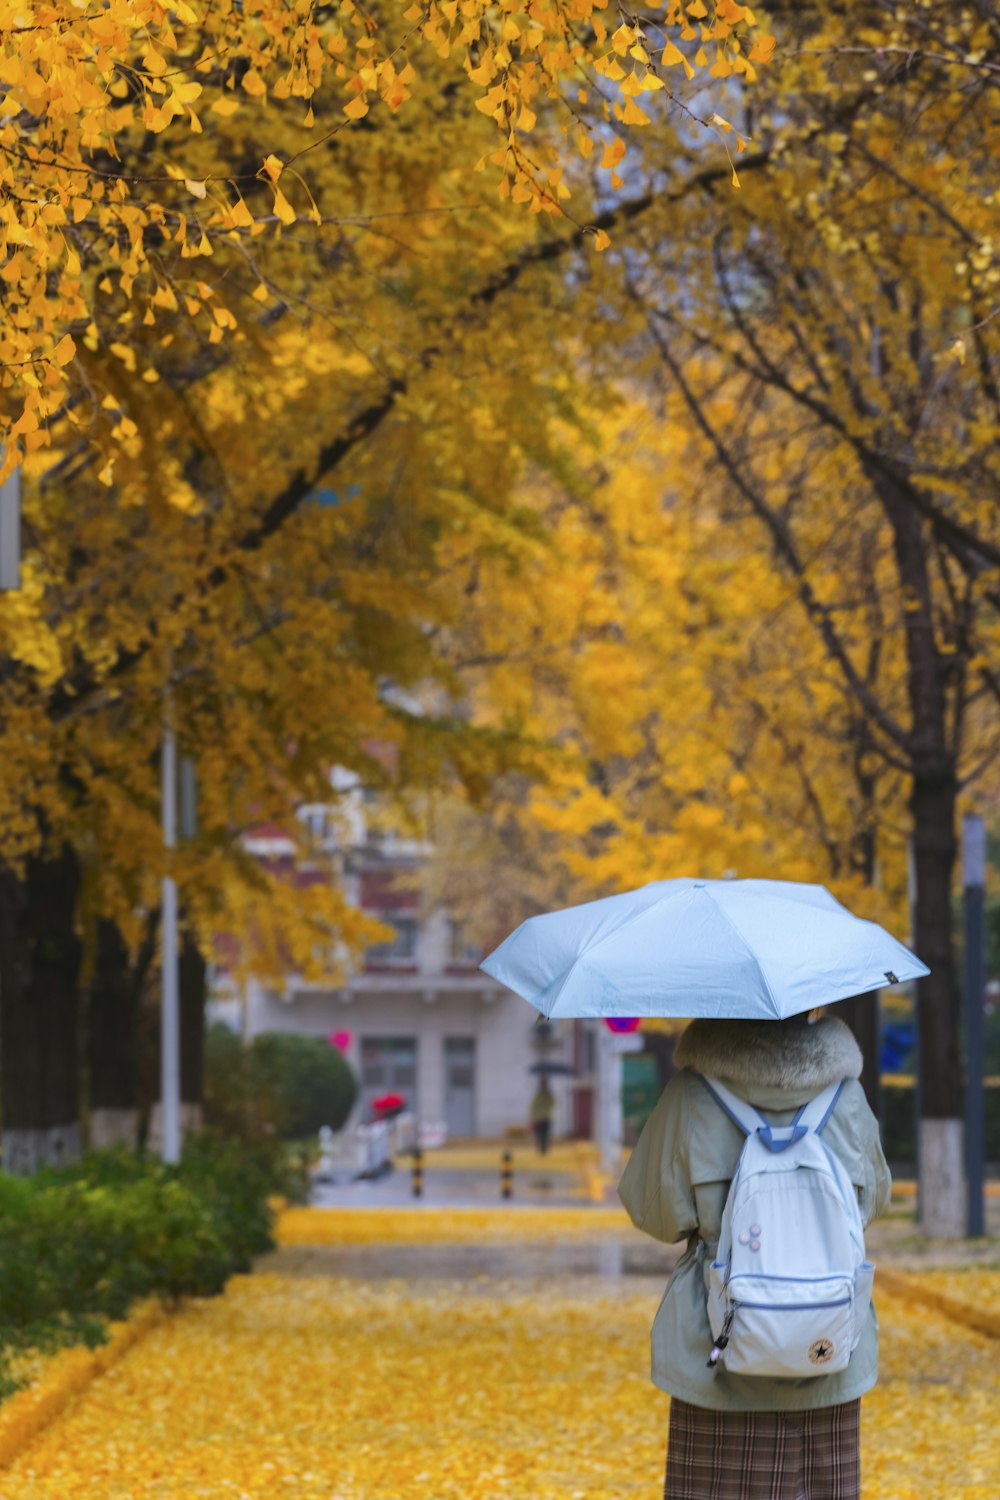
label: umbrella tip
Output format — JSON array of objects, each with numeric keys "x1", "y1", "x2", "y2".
[{"x1": 884, "y1": 970, "x2": 898, "y2": 985}]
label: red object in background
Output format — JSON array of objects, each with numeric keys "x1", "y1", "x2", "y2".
[
  {"x1": 372, "y1": 1093, "x2": 405, "y2": 1117},
  {"x1": 604, "y1": 1017, "x2": 641, "y2": 1033},
  {"x1": 328, "y1": 1030, "x2": 352, "y2": 1052}
]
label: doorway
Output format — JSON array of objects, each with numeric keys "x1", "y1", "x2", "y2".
[{"x1": 444, "y1": 1036, "x2": 476, "y2": 1138}]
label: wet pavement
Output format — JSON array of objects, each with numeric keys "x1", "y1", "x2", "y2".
[
  {"x1": 310, "y1": 1163, "x2": 591, "y2": 1209},
  {"x1": 267, "y1": 1237, "x2": 680, "y2": 1284}
]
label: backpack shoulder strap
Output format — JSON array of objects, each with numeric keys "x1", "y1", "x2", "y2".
[
  {"x1": 699, "y1": 1074, "x2": 767, "y2": 1137},
  {"x1": 701, "y1": 1074, "x2": 846, "y2": 1155},
  {"x1": 794, "y1": 1078, "x2": 845, "y2": 1135}
]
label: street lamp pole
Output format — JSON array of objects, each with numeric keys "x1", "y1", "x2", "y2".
[
  {"x1": 161, "y1": 692, "x2": 181, "y2": 1165},
  {"x1": 0, "y1": 463, "x2": 20, "y2": 593},
  {"x1": 596, "y1": 1024, "x2": 624, "y2": 1179},
  {"x1": 962, "y1": 814, "x2": 985, "y2": 1238}
]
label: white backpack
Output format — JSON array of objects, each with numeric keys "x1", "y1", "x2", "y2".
[{"x1": 700, "y1": 1074, "x2": 875, "y2": 1379}]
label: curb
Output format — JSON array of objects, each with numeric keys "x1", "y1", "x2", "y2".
[
  {"x1": 877, "y1": 1269, "x2": 1000, "y2": 1341},
  {"x1": 0, "y1": 1298, "x2": 169, "y2": 1472}
]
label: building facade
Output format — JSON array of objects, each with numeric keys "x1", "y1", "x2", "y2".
[{"x1": 208, "y1": 778, "x2": 585, "y2": 1141}]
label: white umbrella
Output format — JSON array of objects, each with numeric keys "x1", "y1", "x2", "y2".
[{"x1": 481, "y1": 878, "x2": 928, "y2": 1020}]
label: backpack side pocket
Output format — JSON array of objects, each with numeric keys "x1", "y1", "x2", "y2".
[
  {"x1": 706, "y1": 1260, "x2": 730, "y2": 1342},
  {"x1": 850, "y1": 1261, "x2": 875, "y2": 1350}
]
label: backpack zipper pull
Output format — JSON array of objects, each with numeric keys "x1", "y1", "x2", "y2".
[{"x1": 707, "y1": 1306, "x2": 736, "y2": 1368}]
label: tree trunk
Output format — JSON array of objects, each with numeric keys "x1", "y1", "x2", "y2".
[
  {"x1": 836, "y1": 759, "x2": 882, "y2": 1118},
  {"x1": 910, "y1": 764, "x2": 963, "y2": 1236},
  {"x1": 877, "y1": 479, "x2": 964, "y2": 1236},
  {"x1": 180, "y1": 931, "x2": 206, "y2": 1131},
  {"x1": 0, "y1": 846, "x2": 83, "y2": 1173},
  {"x1": 87, "y1": 916, "x2": 157, "y2": 1152},
  {"x1": 831, "y1": 994, "x2": 880, "y2": 1114}
]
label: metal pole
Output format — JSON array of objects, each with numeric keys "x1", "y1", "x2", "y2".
[
  {"x1": 595, "y1": 1023, "x2": 610, "y2": 1175},
  {"x1": 161, "y1": 700, "x2": 181, "y2": 1165},
  {"x1": 0, "y1": 463, "x2": 20, "y2": 592},
  {"x1": 907, "y1": 838, "x2": 921, "y2": 1214},
  {"x1": 596, "y1": 1025, "x2": 623, "y2": 1180},
  {"x1": 963, "y1": 814, "x2": 986, "y2": 1238}
]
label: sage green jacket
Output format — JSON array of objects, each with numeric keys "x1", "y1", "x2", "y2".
[{"x1": 617, "y1": 1017, "x2": 892, "y2": 1412}]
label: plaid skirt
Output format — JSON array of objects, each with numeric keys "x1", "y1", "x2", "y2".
[{"x1": 664, "y1": 1397, "x2": 861, "y2": 1500}]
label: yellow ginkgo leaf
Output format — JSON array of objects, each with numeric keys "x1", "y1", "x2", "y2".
[
  {"x1": 142, "y1": 44, "x2": 168, "y2": 77},
  {"x1": 227, "y1": 196, "x2": 254, "y2": 229},
  {"x1": 661, "y1": 40, "x2": 694, "y2": 78},
  {"x1": 51, "y1": 334, "x2": 76, "y2": 365},
  {"x1": 622, "y1": 97, "x2": 650, "y2": 126},
  {"x1": 272, "y1": 187, "x2": 296, "y2": 225},
  {"x1": 748, "y1": 34, "x2": 776, "y2": 63}
]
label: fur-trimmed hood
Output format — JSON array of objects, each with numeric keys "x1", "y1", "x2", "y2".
[{"x1": 674, "y1": 1015, "x2": 862, "y2": 1103}]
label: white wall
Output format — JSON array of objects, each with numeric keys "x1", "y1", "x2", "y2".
[{"x1": 208, "y1": 976, "x2": 573, "y2": 1139}]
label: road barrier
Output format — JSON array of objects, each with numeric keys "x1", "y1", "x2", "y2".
[
  {"x1": 411, "y1": 1146, "x2": 423, "y2": 1198},
  {"x1": 501, "y1": 1149, "x2": 513, "y2": 1199}
]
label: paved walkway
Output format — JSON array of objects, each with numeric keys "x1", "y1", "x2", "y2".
[
  {"x1": 310, "y1": 1139, "x2": 600, "y2": 1209},
  {"x1": 311, "y1": 1165, "x2": 590, "y2": 1210},
  {"x1": 0, "y1": 1208, "x2": 996, "y2": 1499}
]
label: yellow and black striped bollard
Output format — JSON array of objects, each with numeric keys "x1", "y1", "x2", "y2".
[
  {"x1": 411, "y1": 1146, "x2": 423, "y2": 1198},
  {"x1": 500, "y1": 1149, "x2": 513, "y2": 1200}
]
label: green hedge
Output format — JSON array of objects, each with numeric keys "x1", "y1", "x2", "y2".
[
  {"x1": 204, "y1": 1025, "x2": 358, "y2": 1141},
  {"x1": 0, "y1": 1136, "x2": 297, "y2": 1398}
]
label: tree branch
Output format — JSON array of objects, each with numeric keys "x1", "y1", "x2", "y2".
[{"x1": 642, "y1": 311, "x2": 914, "y2": 760}]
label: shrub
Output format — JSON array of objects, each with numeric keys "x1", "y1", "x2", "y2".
[
  {"x1": 204, "y1": 1025, "x2": 358, "y2": 1142},
  {"x1": 0, "y1": 1135, "x2": 294, "y2": 1395},
  {"x1": 249, "y1": 1031, "x2": 357, "y2": 1138}
]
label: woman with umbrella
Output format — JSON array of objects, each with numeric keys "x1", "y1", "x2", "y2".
[
  {"x1": 619, "y1": 1010, "x2": 891, "y2": 1500},
  {"x1": 483, "y1": 877, "x2": 923, "y2": 1500}
]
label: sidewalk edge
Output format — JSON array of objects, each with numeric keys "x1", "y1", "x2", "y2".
[
  {"x1": 0, "y1": 1297, "x2": 169, "y2": 1472},
  {"x1": 877, "y1": 1268, "x2": 1000, "y2": 1340}
]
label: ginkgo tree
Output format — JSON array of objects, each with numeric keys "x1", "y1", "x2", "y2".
[
  {"x1": 10, "y1": 0, "x2": 993, "y2": 1232},
  {"x1": 3, "y1": 2, "x2": 648, "y2": 1164},
  {"x1": 0, "y1": 0, "x2": 772, "y2": 476},
  {"x1": 535, "y1": 0, "x2": 999, "y2": 1236}
]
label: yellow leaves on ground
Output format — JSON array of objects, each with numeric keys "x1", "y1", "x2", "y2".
[
  {"x1": 276, "y1": 1205, "x2": 625, "y2": 1247},
  {"x1": 918, "y1": 1268, "x2": 1000, "y2": 1318},
  {"x1": 0, "y1": 1301, "x2": 166, "y2": 1472},
  {"x1": 0, "y1": 1211, "x2": 995, "y2": 1499},
  {"x1": 878, "y1": 1266, "x2": 1000, "y2": 1338},
  {"x1": 0, "y1": 1270, "x2": 662, "y2": 1499},
  {"x1": 865, "y1": 1285, "x2": 998, "y2": 1499}
]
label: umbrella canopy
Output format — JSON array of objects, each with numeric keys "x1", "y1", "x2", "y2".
[{"x1": 480, "y1": 878, "x2": 929, "y2": 1021}]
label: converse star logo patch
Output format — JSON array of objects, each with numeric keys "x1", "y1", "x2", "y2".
[{"x1": 808, "y1": 1338, "x2": 835, "y2": 1365}]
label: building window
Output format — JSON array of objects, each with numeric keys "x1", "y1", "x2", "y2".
[
  {"x1": 447, "y1": 918, "x2": 482, "y2": 966},
  {"x1": 366, "y1": 916, "x2": 418, "y2": 964},
  {"x1": 298, "y1": 805, "x2": 334, "y2": 845}
]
